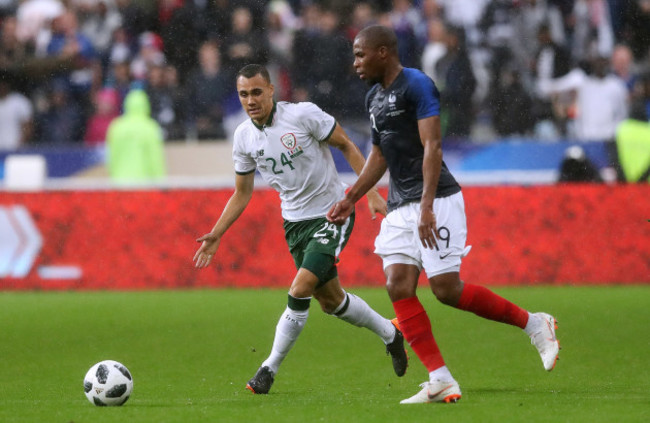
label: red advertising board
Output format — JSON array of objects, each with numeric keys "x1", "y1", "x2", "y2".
[{"x1": 0, "y1": 185, "x2": 648, "y2": 290}]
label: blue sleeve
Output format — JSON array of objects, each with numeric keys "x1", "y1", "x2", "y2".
[{"x1": 405, "y1": 69, "x2": 440, "y2": 119}]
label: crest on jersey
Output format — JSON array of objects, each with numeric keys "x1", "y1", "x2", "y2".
[
  {"x1": 281, "y1": 133, "x2": 297, "y2": 149},
  {"x1": 388, "y1": 93, "x2": 396, "y2": 103}
]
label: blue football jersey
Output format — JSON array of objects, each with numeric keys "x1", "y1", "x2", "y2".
[{"x1": 366, "y1": 67, "x2": 461, "y2": 211}]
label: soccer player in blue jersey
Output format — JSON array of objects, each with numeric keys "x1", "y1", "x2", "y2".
[{"x1": 327, "y1": 25, "x2": 560, "y2": 404}]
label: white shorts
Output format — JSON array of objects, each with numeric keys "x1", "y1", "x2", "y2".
[{"x1": 374, "y1": 191, "x2": 471, "y2": 278}]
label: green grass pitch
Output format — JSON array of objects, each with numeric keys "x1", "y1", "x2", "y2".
[{"x1": 1, "y1": 286, "x2": 648, "y2": 423}]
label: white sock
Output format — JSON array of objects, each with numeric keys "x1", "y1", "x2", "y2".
[
  {"x1": 334, "y1": 292, "x2": 395, "y2": 344},
  {"x1": 524, "y1": 312, "x2": 539, "y2": 336},
  {"x1": 262, "y1": 306, "x2": 309, "y2": 374},
  {"x1": 429, "y1": 366, "x2": 454, "y2": 383}
]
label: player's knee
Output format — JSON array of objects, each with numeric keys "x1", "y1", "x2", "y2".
[
  {"x1": 431, "y1": 285, "x2": 456, "y2": 305},
  {"x1": 429, "y1": 275, "x2": 463, "y2": 306},
  {"x1": 289, "y1": 284, "x2": 312, "y2": 299},
  {"x1": 314, "y1": 293, "x2": 338, "y2": 313},
  {"x1": 386, "y1": 278, "x2": 416, "y2": 302}
]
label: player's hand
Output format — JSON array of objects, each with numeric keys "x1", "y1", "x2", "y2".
[
  {"x1": 366, "y1": 189, "x2": 387, "y2": 220},
  {"x1": 327, "y1": 198, "x2": 355, "y2": 226},
  {"x1": 418, "y1": 208, "x2": 440, "y2": 249},
  {"x1": 193, "y1": 233, "x2": 221, "y2": 268}
]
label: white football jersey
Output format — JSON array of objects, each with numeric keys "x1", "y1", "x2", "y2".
[{"x1": 232, "y1": 101, "x2": 346, "y2": 221}]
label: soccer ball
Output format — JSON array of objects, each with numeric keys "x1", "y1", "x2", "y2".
[{"x1": 83, "y1": 360, "x2": 133, "y2": 406}]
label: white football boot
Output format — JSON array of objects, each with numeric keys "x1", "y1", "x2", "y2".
[
  {"x1": 400, "y1": 379, "x2": 462, "y2": 404},
  {"x1": 528, "y1": 312, "x2": 560, "y2": 371}
]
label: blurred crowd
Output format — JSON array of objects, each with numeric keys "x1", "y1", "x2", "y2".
[{"x1": 1, "y1": 0, "x2": 650, "y2": 151}]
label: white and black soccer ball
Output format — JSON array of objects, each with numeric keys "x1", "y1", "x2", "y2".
[{"x1": 83, "y1": 360, "x2": 133, "y2": 406}]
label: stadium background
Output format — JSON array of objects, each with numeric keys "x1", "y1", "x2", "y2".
[{"x1": 1, "y1": 0, "x2": 649, "y2": 289}]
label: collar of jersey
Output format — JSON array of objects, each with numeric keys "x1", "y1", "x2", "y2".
[{"x1": 251, "y1": 101, "x2": 277, "y2": 131}]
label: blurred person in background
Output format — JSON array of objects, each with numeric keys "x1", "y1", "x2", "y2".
[
  {"x1": 265, "y1": 0, "x2": 297, "y2": 102},
  {"x1": 15, "y1": 0, "x2": 65, "y2": 53},
  {"x1": 541, "y1": 55, "x2": 629, "y2": 141},
  {"x1": 163, "y1": 63, "x2": 186, "y2": 136},
  {"x1": 221, "y1": 6, "x2": 269, "y2": 76},
  {"x1": 478, "y1": 0, "x2": 518, "y2": 99},
  {"x1": 489, "y1": 66, "x2": 535, "y2": 137},
  {"x1": 78, "y1": 0, "x2": 123, "y2": 69},
  {"x1": 615, "y1": 118, "x2": 650, "y2": 183},
  {"x1": 106, "y1": 88, "x2": 166, "y2": 181},
  {"x1": 557, "y1": 145, "x2": 603, "y2": 182},
  {"x1": 184, "y1": 40, "x2": 230, "y2": 140},
  {"x1": 387, "y1": 0, "x2": 423, "y2": 69},
  {"x1": 614, "y1": 72, "x2": 650, "y2": 183},
  {"x1": 114, "y1": 0, "x2": 150, "y2": 40},
  {"x1": 34, "y1": 79, "x2": 85, "y2": 144},
  {"x1": 435, "y1": 25, "x2": 477, "y2": 138},
  {"x1": 145, "y1": 63, "x2": 185, "y2": 140},
  {"x1": 84, "y1": 86, "x2": 119, "y2": 144},
  {"x1": 571, "y1": 0, "x2": 615, "y2": 64},
  {"x1": 0, "y1": 15, "x2": 31, "y2": 70},
  {"x1": 105, "y1": 59, "x2": 132, "y2": 110},
  {"x1": 421, "y1": 17, "x2": 447, "y2": 85},
  {"x1": 610, "y1": 43, "x2": 638, "y2": 93},
  {"x1": 194, "y1": 64, "x2": 407, "y2": 395},
  {"x1": 2, "y1": 9, "x2": 85, "y2": 96},
  {"x1": 205, "y1": 0, "x2": 233, "y2": 42},
  {"x1": 300, "y1": 7, "x2": 362, "y2": 121},
  {"x1": 130, "y1": 31, "x2": 165, "y2": 82},
  {"x1": 531, "y1": 23, "x2": 573, "y2": 137},
  {"x1": 45, "y1": 9, "x2": 99, "y2": 127},
  {"x1": 347, "y1": 1, "x2": 377, "y2": 41},
  {"x1": 435, "y1": 0, "x2": 490, "y2": 50},
  {"x1": 511, "y1": 0, "x2": 566, "y2": 86},
  {"x1": 0, "y1": 74, "x2": 33, "y2": 150},
  {"x1": 620, "y1": 0, "x2": 650, "y2": 63},
  {"x1": 290, "y1": 2, "x2": 321, "y2": 102},
  {"x1": 106, "y1": 26, "x2": 132, "y2": 69},
  {"x1": 629, "y1": 72, "x2": 650, "y2": 122},
  {"x1": 156, "y1": 0, "x2": 183, "y2": 27},
  {"x1": 160, "y1": 0, "x2": 217, "y2": 80}
]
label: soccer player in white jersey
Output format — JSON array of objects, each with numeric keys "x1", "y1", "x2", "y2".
[
  {"x1": 194, "y1": 64, "x2": 408, "y2": 394},
  {"x1": 328, "y1": 25, "x2": 560, "y2": 404}
]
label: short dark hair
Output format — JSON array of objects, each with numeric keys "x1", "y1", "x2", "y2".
[
  {"x1": 356, "y1": 25, "x2": 398, "y2": 55},
  {"x1": 237, "y1": 64, "x2": 271, "y2": 83}
]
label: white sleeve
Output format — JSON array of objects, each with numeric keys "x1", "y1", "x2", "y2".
[
  {"x1": 232, "y1": 127, "x2": 256, "y2": 174},
  {"x1": 298, "y1": 102, "x2": 336, "y2": 142}
]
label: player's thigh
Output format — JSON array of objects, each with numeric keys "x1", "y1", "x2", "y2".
[
  {"x1": 374, "y1": 203, "x2": 423, "y2": 272},
  {"x1": 420, "y1": 192, "x2": 468, "y2": 278},
  {"x1": 284, "y1": 213, "x2": 354, "y2": 271}
]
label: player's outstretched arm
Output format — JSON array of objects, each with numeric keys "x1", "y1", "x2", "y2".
[
  {"x1": 194, "y1": 172, "x2": 254, "y2": 268},
  {"x1": 328, "y1": 144, "x2": 388, "y2": 225},
  {"x1": 327, "y1": 123, "x2": 387, "y2": 219}
]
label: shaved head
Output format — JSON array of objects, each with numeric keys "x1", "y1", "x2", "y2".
[{"x1": 356, "y1": 25, "x2": 399, "y2": 55}]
